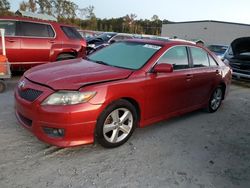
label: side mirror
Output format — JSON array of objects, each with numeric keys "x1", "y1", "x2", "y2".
[{"x1": 153, "y1": 63, "x2": 173, "y2": 73}]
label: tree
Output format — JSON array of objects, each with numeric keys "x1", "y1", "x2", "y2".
[
  {"x1": 36, "y1": 0, "x2": 53, "y2": 15},
  {"x1": 0, "y1": 0, "x2": 13, "y2": 16},
  {"x1": 79, "y1": 5, "x2": 95, "y2": 20},
  {"x1": 151, "y1": 15, "x2": 159, "y2": 21},
  {"x1": 19, "y1": 0, "x2": 37, "y2": 12},
  {"x1": 123, "y1": 13, "x2": 137, "y2": 33},
  {"x1": 53, "y1": 0, "x2": 78, "y2": 19}
]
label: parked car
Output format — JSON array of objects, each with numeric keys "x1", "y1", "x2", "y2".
[
  {"x1": 224, "y1": 37, "x2": 250, "y2": 80},
  {"x1": 15, "y1": 39, "x2": 232, "y2": 148},
  {"x1": 86, "y1": 32, "x2": 134, "y2": 54},
  {"x1": 207, "y1": 44, "x2": 228, "y2": 59},
  {"x1": 77, "y1": 29, "x2": 102, "y2": 40},
  {"x1": 0, "y1": 16, "x2": 86, "y2": 71}
]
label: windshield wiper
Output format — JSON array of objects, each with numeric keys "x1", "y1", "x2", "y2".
[
  {"x1": 86, "y1": 57, "x2": 109, "y2": 66},
  {"x1": 93, "y1": 60, "x2": 109, "y2": 66}
]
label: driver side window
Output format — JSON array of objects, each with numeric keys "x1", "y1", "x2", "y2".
[{"x1": 158, "y1": 46, "x2": 189, "y2": 70}]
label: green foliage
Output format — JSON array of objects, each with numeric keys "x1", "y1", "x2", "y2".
[
  {"x1": 0, "y1": 0, "x2": 13, "y2": 16},
  {"x1": 15, "y1": 0, "x2": 170, "y2": 35}
]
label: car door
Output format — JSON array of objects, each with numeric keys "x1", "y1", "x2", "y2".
[
  {"x1": 0, "y1": 20, "x2": 21, "y2": 63},
  {"x1": 17, "y1": 21, "x2": 55, "y2": 63},
  {"x1": 144, "y1": 45, "x2": 194, "y2": 120},
  {"x1": 187, "y1": 46, "x2": 221, "y2": 106}
]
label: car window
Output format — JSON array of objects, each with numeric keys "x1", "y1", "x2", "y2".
[
  {"x1": 190, "y1": 47, "x2": 210, "y2": 67},
  {"x1": 0, "y1": 20, "x2": 16, "y2": 36},
  {"x1": 157, "y1": 46, "x2": 189, "y2": 70},
  {"x1": 208, "y1": 55, "x2": 218, "y2": 66},
  {"x1": 88, "y1": 42, "x2": 161, "y2": 70},
  {"x1": 19, "y1": 21, "x2": 55, "y2": 38},
  {"x1": 61, "y1": 26, "x2": 83, "y2": 39}
]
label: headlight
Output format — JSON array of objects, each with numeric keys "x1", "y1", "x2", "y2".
[{"x1": 42, "y1": 91, "x2": 96, "y2": 105}]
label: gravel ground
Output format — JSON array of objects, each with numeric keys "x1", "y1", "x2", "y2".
[{"x1": 0, "y1": 77, "x2": 249, "y2": 188}]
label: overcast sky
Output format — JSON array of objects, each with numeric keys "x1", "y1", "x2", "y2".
[{"x1": 10, "y1": 0, "x2": 250, "y2": 24}]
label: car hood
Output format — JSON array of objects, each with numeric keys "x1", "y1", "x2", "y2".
[
  {"x1": 231, "y1": 37, "x2": 250, "y2": 55},
  {"x1": 24, "y1": 58, "x2": 133, "y2": 90}
]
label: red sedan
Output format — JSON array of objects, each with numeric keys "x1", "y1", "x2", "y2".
[{"x1": 15, "y1": 39, "x2": 232, "y2": 148}]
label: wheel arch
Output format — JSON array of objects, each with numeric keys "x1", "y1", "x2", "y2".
[
  {"x1": 121, "y1": 97, "x2": 141, "y2": 123},
  {"x1": 219, "y1": 82, "x2": 226, "y2": 100}
]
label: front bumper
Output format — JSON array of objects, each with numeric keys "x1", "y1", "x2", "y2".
[{"x1": 14, "y1": 79, "x2": 102, "y2": 147}]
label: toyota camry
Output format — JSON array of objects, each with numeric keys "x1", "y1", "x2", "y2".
[{"x1": 15, "y1": 39, "x2": 232, "y2": 148}]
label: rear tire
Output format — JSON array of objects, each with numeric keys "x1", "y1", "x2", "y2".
[
  {"x1": 56, "y1": 53, "x2": 75, "y2": 61},
  {"x1": 207, "y1": 86, "x2": 223, "y2": 113},
  {"x1": 96, "y1": 99, "x2": 138, "y2": 148}
]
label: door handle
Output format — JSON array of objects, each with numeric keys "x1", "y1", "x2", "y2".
[
  {"x1": 186, "y1": 74, "x2": 193, "y2": 79},
  {"x1": 6, "y1": 39, "x2": 16, "y2": 42}
]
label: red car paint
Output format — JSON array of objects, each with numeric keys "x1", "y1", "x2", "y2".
[
  {"x1": 0, "y1": 16, "x2": 86, "y2": 70},
  {"x1": 15, "y1": 40, "x2": 232, "y2": 147}
]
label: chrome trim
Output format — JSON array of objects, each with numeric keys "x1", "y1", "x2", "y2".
[{"x1": 149, "y1": 44, "x2": 219, "y2": 72}]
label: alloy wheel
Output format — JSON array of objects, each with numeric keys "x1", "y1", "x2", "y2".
[{"x1": 103, "y1": 108, "x2": 133, "y2": 143}]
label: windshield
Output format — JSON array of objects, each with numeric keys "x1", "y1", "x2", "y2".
[{"x1": 88, "y1": 41, "x2": 162, "y2": 70}]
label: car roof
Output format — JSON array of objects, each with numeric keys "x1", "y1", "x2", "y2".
[
  {"x1": 0, "y1": 16, "x2": 77, "y2": 27},
  {"x1": 124, "y1": 38, "x2": 197, "y2": 47}
]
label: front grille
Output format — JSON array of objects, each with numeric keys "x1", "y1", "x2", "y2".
[
  {"x1": 18, "y1": 89, "x2": 43, "y2": 102},
  {"x1": 18, "y1": 113, "x2": 32, "y2": 127}
]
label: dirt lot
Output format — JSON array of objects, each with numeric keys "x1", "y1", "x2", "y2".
[{"x1": 0, "y1": 77, "x2": 249, "y2": 188}]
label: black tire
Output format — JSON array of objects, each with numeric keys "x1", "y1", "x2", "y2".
[
  {"x1": 96, "y1": 99, "x2": 138, "y2": 148},
  {"x1": 207, "y1": 86, "x2": 223, "y2": 113},
  {"x1": 0, "y1": 80, "x2": 6, "y2": 93},
  {"x1": 56, "y1": 53, "x2": 75, "y2": 61}
]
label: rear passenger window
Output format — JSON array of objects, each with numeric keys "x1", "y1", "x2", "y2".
[
  {"x1": 61, "y1": 26, "x2": 83, "y2": 39},
  {"x1": 158, "y1": 46, "x2": 189, "y2": 70},
  {"x1": 208, "y1": 55, "x2": 218, "y2": 66},
  {"x1": 0, "y1": 21, "x2": 16, "y2": 36},
  {"x1": 19, "y1": 21, "x2": 55, "y2": 38},
  {"x1": 190, "y1": 47, "x2": 209, "y2": 67}
]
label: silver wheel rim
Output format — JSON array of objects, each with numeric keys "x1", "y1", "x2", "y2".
[
  {"x1": 210, "y1": 88, "x2": 222, "y2": 110},
  {"x1": 103, "y1": 108, "x2": 133, "y2": 143}
]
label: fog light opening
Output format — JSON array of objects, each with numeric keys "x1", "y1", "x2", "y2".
[{"x1": 43, "y1": 127, "x2": 65, "y2": 138}]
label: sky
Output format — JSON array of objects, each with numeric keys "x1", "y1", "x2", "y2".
[{"x1": 10, "y1": 0, "x2": 250, "y2": 24}]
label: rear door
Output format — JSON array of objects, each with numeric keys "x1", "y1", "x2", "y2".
[
  {"x1": 17, "y1": 21, "x2": 55, "y2": 64},
  {"x1": 0, "y1": 20, "x2": 21, "y2": 63},
  {"x1": 188, "y1": 46, "x2": 221, "y2": 106}
]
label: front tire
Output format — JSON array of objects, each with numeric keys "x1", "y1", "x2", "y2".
[
  {"x1": 207, "y1": 86, "x2": 223, "y2": 113},
  {"x1": 96, "y1": 99, "x2": 137, "y2": 148}
]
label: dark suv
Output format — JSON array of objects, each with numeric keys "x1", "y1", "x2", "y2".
[
  {"x1": 0, "y1": 16, "x2": 86, "y2": 70},
  {"x1": 224, "y1": 37, "x2": 250, "y2": 80}
]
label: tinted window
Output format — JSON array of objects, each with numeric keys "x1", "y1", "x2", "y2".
[
  {"x1": 61, "y1": 26, "x2": 83, "y2": 39},
  {"x1": 88, "y1": 42, "x2": 161, "y2": 70},
  {"x1": 208, "y1": 55, "x2": 218, "y2": 66},
  {"x1": 19, "y1": 21, "x2": 55, "y2": 37},
  {"x1": 190, "y1": 47, "x2": 209, "y2": 67},
  {"x1": 0, "y1": 21, "x2": 16, "y2": 36},
  {"x1": 158, "y1": 46, "x2": 189, "y2": 70}
]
